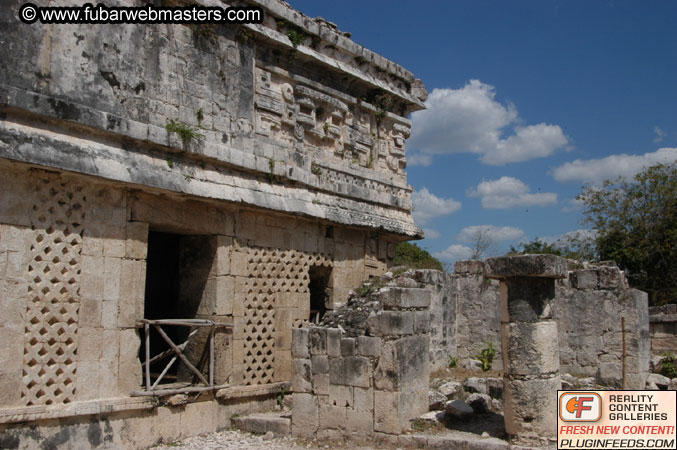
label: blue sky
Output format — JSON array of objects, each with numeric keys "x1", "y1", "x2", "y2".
[{"x1": 290, "y1": 0, "x2": 677, "y2": 261}]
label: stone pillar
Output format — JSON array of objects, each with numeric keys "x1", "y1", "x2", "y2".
[
  {"x1": 290, "y1": 286, "x2": 431, "y2": 439},
  {"x1": 484, "y1": 255, "x2": 565, "y2": 445}
]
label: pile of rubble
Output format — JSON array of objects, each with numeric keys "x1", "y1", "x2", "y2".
[{"x1": 320, "y1": 267, "x2": 424, "y2": 336}]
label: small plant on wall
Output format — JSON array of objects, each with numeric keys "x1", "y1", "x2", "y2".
[{"x1": 476, "y1": 342, "x2": 497, "y2": 372}]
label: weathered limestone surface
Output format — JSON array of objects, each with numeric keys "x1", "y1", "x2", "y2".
[
  {"x1": 422, "y1": 260, "x2": 650, "y2": 389},
  {"x1": 485, "y1": 254, "x2": 563, "y2": 445},
  {"x1": 0, "y1": 0, "x2": 427, "y2": 448},
  {"x1": 291, "y1": 286, "x2": 431, "y2": 438},
  {"x1": 649, "y1": 304, "x2": 677, "y2": 354}
]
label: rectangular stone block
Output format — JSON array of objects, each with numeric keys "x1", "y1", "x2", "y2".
[
  {"x1": 340, "y1": 338, "x2": 356, "y2": 356},
  {"x1": 329, "y1": 384, "x2": 353, "y2": 408},
  {"x1": 353, "y1": 386, "x2": 374, "y2": 412},
  {"x1": 230, "y1": 251, "x2": 248, "y2": 276},
  {"x1": 79, "y1": 298, "x2": 102, "y2": 327},
  {"x1": 118, "y1": 259, "x2": 146, "y2": 327},
  {"x1": 5, "y1": 250, "x2": 26, "y2": 281},
  {"x1": 274, "y1": 349, "x2": 292, "y2": 382},
  {"x1": 292, "y1": 328, "x2": 309, "y2": 358},
  {"x1": 319, "y1": 404, "x2": 347, "y2": 430},
  {"x1": 346, "y1": 408, "x2": 373, "y2": 434},
  {"x1": 274, "y1": 307, "x2": 293, "y2": 350},
  {"x1": 77, "y1": 327, "x2": 104, "y2": 362},
  {"x1": 329, "y1": 356, "x2": 371, "y2": 388},
  {"x1": 396, "y1": 336, "x2": 429, "y2": 386},
  {"x1": 103, "y1": 256, "x2": 122, "y2": 302},
  {"x1": 292, "y1": 359, "x2": 312, "y2": 393},
  {"x1": 214, "y1": 235, "x2": 232, "y2": 276},
  {"x1": 357, "y1": 336, "x2": 382, "y2": 357},
  {"x1": 125, "y1": 221, "x2": 149, "y2": 260},
  {"x1": 379, "y1": 287, "x2": 431, "y2": 309},
  {"x1": 311, "y1": 355, "x2": 329, "y2": 374},
  {"x1": 292, "y1": 393, "x2": 319, "y2": 437},
  {"x1": 81, "y1": 255, "x2": 105, "y2": 301},
  {"x1": 374, "y1": 390, "x2": 401, "y2": 434},
  {"x1": 0, "y1": 328, "x2": 24, "y2": 373},
  {"x1": 309, "y1": 327, "x2": 327, "y2": 355},
  {"x1": 413, "y1": 310, "x2": 431, "y2": 334},
  {"x1": 0, "y1": 369, "x2": 22, "y2": 406},
  {"x1": 571, "y1": 270, "x2": 598, "y2": 290},
  {"x1": 76, "y1": 360, "x2": 101, "y2": 401},
  {"x1": 366, "y1": 311, "x2": 414, "y2": 337},
  {"x1": 0, "y1": 225, "x2": 29, "y2": 253},
  {"x1": 214, "y1": 276, "x2": 234, "y2": 315},
  {"x1": 326, "y1": 328, "x2": 341, "y2": 357},
  {"x1": 101, "y1": 300, "x2": 118, "y2": 329},
  {"x1": 313, "y1": 373, "x2": 329, "y2": 395}
]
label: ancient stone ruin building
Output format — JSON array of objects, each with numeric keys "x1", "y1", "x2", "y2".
[{"x1": 0, "y1": 0, "x2": 427, "y2": 447}]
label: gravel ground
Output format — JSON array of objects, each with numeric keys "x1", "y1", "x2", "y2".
[{"x1": 149, "y1": 430, "x2": 387, "y2": 450}]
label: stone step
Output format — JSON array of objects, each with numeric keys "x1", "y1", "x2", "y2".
[{"x1": 231, "y1": 411, "x2": 291, "y2": 437}]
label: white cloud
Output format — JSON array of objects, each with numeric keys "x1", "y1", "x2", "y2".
[
  {"x1": 409, "y1": 80, "x2": 569, "y2": 166},
  {"x1": 457, "y1": 225, "x2": 525, "y2": 243},
  {"x1": 654, "y1": 126, "x2": 667, "y2": 143},
  {"x1": 553, "y1": 148, "x2": 677, "y2": 183},
  {"x1": 467, "y1": 176, "x2": 557, "y2": 209},
  {"x1": 561, "y1": 197, "x2": 584, "y2": 213},
  {"x1": 407, "y1": 152, "x2": 433, "y2": 167},
  {"x1": 422, "y1": 228, "x2": 441, "y2": 239},
  {"x1": 540, "y1": 229, "x2": 597, "y2": 246},
  {"x1": 411, "y1": 187, "x2": 461, "y2": 226},
  {"x1": 434, "y1": 244, "x2": 473, "y2": 260}
]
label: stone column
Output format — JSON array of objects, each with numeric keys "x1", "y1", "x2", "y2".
[{"x1": 484, "y1": 255, "x2": 565, "y2": 445}]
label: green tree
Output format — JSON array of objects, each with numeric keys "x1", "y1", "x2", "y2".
[
  {"x1": 578, "y1": 163, "x2": 676, "y2": 305},
  {"x1": 509, "y1": 231, "x2": 597, "y2": 261},
  {"x1": 393, "y1": 242, "x2": 444, "y2": 271}
]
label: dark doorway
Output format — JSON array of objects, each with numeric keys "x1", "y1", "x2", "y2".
[
  {"x1": 139, "y1": 231, "x2": 183, "y2": 385},
  {"x1": 139, "y1": 231, "x2": 216, "y2": 387},
  {"x1": 308, "y1": 265, "x2": 331, "y2": 324}
]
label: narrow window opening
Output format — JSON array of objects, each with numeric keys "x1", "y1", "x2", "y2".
[{"x1": 308, "y1": 265, "x2": 331, "y2": 324}]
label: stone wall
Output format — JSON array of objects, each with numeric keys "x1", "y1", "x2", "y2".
[
  {"x1": 290, "y1": 286, "x2": 431, "y2": 438},
  {"x1": 649, "y1": 305, "x2": 677, "y2": 355},
  {"x1": 1, "y1": 0, "x2": 427, "y2": 446},
  {"x1": 423, "y1": 260, "x2": 650, "y2": 388}
]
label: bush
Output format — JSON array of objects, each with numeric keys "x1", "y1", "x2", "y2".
[{"x1": 393, "y1": 242, "x2": 443, "y2": 271}]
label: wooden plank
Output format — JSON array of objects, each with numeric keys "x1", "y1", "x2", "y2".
[{"x1": 153, "y1": 324, "x2": 209, "y2": 386}]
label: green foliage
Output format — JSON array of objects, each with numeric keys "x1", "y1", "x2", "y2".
[
  {"x1": 660, "y1": 353, "x2": 677, "y2": 379},
  {"x1": 196, "y1": 108, "x2": 204, "y2": 124},
  {"x1": 448, "y1": 355, "x2": 458, "y2": 368},
  {"x1": 276, "y1": 386, "x2": 287, "y2": 408},
  {"x1": 509, "y1": 233, "x2": 597, "y2": 261},
  {"x1": 476, "y1": 342, "x2": 496, "y2": 372},
  {"x1": 311, "y1": 164, "x2": 322, "y2": 176},
  {"x1": 166, "y1": 159, "x2": 174, "y2": 168},
  {"x1": 166, "y1": 119, "x2": 204, "y2": 144},
  {"x1": 277, "y1": 20, "x2": 307, "y2": 49},
  {"x1": 579, "y1": 163, "x2": 677, "y2": 305},
  {"x1": 393, "y1": 242, "x2": 444, "y2": 271}
]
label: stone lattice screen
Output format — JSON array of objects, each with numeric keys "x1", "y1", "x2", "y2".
[
  {"x1": 241, "y1": 247, "x2": 331, "y2": 385},
  {"x1": 22, "y1": 174, "x2": 87, "y2": 405}
]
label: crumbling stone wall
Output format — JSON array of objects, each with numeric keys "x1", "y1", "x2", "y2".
[
  {"x1": 649, "y1": 305, "x2": 677, "y2": 355},
  {"x1": 423, "y1": 260, "x2": 650, "y2": 388},
  {"x1": 290, "y1": 286, "x2": 431, "y2": 438}
]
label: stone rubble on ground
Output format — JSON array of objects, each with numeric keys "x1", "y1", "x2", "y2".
[{"x1": 151, "y1": 430, "x2": 307, "y2": 450}]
